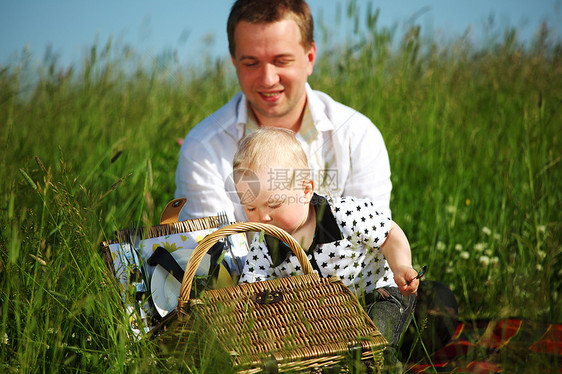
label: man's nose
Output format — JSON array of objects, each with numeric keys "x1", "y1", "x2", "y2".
[{"x1": 260, "y1": 64, "x2": 279, "y2": 87}]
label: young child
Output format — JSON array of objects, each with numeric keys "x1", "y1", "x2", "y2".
[{"x1": 233, "y1": 127, "x2": 419, "y2": 362}]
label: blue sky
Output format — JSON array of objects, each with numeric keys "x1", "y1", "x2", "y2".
[{"x1": 2, "y1": 0, "x2": 561, "y2": 68}]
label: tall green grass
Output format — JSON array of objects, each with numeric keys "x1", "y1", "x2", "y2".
[{"x1": 1, "y1": 5, "x2": 561, "y2": 373}]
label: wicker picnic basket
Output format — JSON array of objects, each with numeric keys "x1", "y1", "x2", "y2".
[{"x1": 152, "y1": 222, "x2": 388, "y2": 373}]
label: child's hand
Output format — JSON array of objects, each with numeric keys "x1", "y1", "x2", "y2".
[{"x1": 394, "y1": 266, "x2": 420, "y2": 296}]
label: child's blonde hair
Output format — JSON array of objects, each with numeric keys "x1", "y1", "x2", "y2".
[{"x1": 233, "y1": 128, "x2": 310, "y2": 185}]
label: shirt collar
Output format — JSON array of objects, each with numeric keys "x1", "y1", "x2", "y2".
[
  {"x1": 236, "y1": 83, "x2": 333, "y2": 142},
  {"x1": 310, "y1": 193, "x2": 343, "y2": 245},
  {"x1": 264, "y1": 193, "x2": 342, "y2": 267}
]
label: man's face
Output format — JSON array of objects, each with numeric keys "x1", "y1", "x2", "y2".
[{"x1": 231, "y1": 19, "x2": 316, "y2": 128}]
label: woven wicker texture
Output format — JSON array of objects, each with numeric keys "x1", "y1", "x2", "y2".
[
  {"x1": 116, "y1": 216, "x2": 219, "y2": 243},
  {"x1": 168, "y1": 222, "x2": 387, "y2": 373}
]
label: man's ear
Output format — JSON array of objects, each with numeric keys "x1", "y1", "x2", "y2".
[{"x1": 306, "y1": 42, "x2": 317, "y2": 76}]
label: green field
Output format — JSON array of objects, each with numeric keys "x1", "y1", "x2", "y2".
[{"x1": 1, "y1": 7, "x2": 561, "y2": 373}]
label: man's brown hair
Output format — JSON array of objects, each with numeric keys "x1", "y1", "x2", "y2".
[{"x1": 227, "y1": 0, "x2": 314, "y2": 57}]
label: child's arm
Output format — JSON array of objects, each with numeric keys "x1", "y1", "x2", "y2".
[{"x1": 381, "y1": 221, "x2": 419, "y2": 295}]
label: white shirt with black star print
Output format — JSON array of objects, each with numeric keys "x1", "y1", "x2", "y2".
[{"x1": 240, "y1": 194, "x2": 396, "y2": 296}]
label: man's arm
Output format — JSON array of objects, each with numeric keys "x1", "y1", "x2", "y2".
[
  {"x1": 342, "y1": 123, "x2": 392, "y2": 217},
  {"x1": 174, "y1": 140, "x2": 240, "y2": 222}
]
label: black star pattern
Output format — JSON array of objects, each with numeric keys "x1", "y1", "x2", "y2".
[{"x1": 243, "y1": 194, "x2": 396, "y2": 294}]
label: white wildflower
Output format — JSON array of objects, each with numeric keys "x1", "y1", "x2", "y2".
[
  {"x1": 2, "y1": 333, "x2": 7, "y2": 344},
  {"x1": 493, "y1": 233, "x2": 501, "y2": 241},
  {"x1": 474, "y1": 243, "x2": 486, "y2": 252},
  {"x1": 446, "y1": 205, "x2": 456, "y2": 214},
  {"x1": 538, "y1": 225, "x2": 546, "y2": 233},
  {"x1": 455, "y1": 244, "x2": 463, "y2": 252},
  {"x1": 536, "y1": 263, "x2": 543, "y2": 271},
  {"x1": 436, "y1": 241, "x2": 446, "y2": 251},
  {"x1": 460, "y1": 251, "x2": 470, "y2": 259},
  {"x1": 482, "y1": 227, "x2": 492, "y2": 236},
  {"x1": 479, "y1": 255, "x2": 490, "y2": 266},
  {"x1": 491, "y1": 257, "x2": 499, "y2": 265}
]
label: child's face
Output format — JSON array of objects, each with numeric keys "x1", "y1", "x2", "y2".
[{"x1": 235, "y1": 167, "x2": 314, "y2": 235}]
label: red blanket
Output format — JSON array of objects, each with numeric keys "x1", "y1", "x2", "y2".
[{"x1": 407, "y1": 319, "x2": 562, "y2": 373}]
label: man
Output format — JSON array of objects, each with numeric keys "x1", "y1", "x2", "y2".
[
  {"x1": 174, "y1": 0, "x2": 392, "y2": 223},
  {"x1": 173, "y1": 0, "x2": 458, "y2": 364}
]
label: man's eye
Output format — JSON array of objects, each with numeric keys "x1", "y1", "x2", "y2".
[{"x1": 275, "y1": 59, "x2": 291, "y2": 66}]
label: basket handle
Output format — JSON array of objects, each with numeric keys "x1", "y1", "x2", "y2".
[{"x1": 178, "y1": 222, "x2": 313, "y2": 306}]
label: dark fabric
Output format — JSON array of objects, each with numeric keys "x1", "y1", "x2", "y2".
[
  {"x1": 264, "y1": 193, "x2": 342, "y2": 268},
  {"x1": 148, "y1": 247, "x2": 185, "y2": 282},
  {"x1": 366, "y1": 286, "x2": 416, "y2": 348},
  {"x1": 400, "y1": 281, "x2": 459, "y2": 362}
]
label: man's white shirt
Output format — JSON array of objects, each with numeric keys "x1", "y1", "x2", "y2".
[{"x1": 175, "y1": 83, "x2": 392, "y2": 222}]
